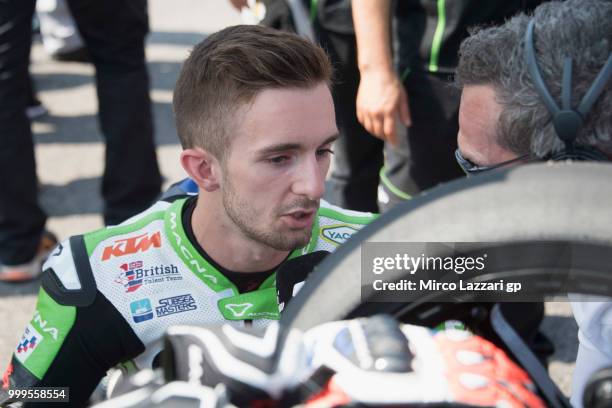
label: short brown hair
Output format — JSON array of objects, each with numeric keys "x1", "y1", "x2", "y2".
[{"x1": 173, "y1": 25, "x2": 333, "y2": 160}]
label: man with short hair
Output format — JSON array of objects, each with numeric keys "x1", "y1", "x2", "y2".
[
  {"x1": 454, "y1": 0, "x2": 611, "y2": 174},
  {"x1": 1, "y1": 25, "x2": 376, "y2": 406},
  {"x1": 454, "y1": 1, "x2": 612, "y2": 405}
]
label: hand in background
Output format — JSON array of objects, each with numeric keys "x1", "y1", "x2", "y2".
[{"x1": 356, "y1": 67, "x2": 411, "y2": 146}]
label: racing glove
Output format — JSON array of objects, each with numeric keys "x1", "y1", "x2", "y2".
[
  {"x1": 160, "y1": 315, "x2": 545, "y2": 407},
  {"x1": 161, "y1": 322, "x2": 308, "y2": 407},
  {"x1": 91, "y1": 370, "x2": 232, "y2": 408},
  {"x1": 302, "y1": 314, "x2": 546, "y2": 407}
]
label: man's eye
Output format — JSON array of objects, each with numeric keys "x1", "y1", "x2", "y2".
[
  {"x1": 268, "y1": 155, "x2": 290, "y2": 165},
  {"x1": 316, "y1": 148, "x2": 334, "y2": 158}
]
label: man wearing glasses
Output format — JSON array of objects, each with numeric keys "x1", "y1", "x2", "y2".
[
  {"x1": 453, "y1": 1, "x2": 611, "y2": 406},
  {"x1": 453, "y1": 0, "x2": 611, "y2": 177}
]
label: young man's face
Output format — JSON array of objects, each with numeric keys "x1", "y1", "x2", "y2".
[{"x1": 220, "y1": 82, "x2": 338, "y2": 251}]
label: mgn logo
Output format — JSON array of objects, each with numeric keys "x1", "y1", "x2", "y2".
[
  {"x1": 321, "y1": 225, "x2": 358, "y2": 245},
  {"x1": 130, "y1": 298, "x2": 153, "y2": 323},
  {"x1": 155, "y1": 294, "x2": 197, "y2": 317},
  {"x1": 102, "y1": 231, "x2": 162, "y2": 261}
]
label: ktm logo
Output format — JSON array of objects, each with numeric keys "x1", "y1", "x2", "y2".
[{"x1": 102, "y1": 232, "x2": 162, "y2": 261}]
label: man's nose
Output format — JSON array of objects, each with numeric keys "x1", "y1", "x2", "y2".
[{"x1": 291, "y1": 157, "x2": 325, "y2": 200}]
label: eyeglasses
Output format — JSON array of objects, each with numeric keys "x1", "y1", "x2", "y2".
[{"x1": 454, "y1": 149, "x2": 533, "y2": 176}]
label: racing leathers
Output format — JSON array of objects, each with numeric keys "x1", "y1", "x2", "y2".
[{"x1": 1, "y1": 192, "x2": 375, "y2": 407}]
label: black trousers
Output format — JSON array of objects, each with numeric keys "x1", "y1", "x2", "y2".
[
  {"x1": 318, "y1": 31, "x2": 463, "y2": 213},
  {"x1": 0, "y1": 0, "x2": 161, "y2": 265},
  {"x1": 318, "y1": 28, "x2": 384, "y2": 213},
  {"x1": 378, "y1": 70, "x2": 465, "y2": 212}
]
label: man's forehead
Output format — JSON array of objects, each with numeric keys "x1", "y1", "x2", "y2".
[
  {"x1": 458, "y1": 86, "x2": 501, "y2": 152},
  {"x1": 458, "y1": 84, "x2": 519, "y2": 164},
  {"x1": 459, "y1": 85, "x2": 500, "y2": 133},
  {"x1": 232, "y1": 83, "x2": 338, "y2": 152},
  {"x1": 244, "y1": 84, "x2": 333, "y2": 120}
]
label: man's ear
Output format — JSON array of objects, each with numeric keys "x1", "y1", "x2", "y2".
[{"x1": 180, "y1": 148, "x2": 221, "y2": 192}]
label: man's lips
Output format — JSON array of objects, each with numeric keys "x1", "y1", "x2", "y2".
[{"x1": 281, "y1": 209, "x2": 316, "y2": 229}]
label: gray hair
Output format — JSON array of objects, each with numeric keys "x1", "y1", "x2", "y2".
[{"x1": 456, "y1": 0, "x2": 612, "y2": 157}]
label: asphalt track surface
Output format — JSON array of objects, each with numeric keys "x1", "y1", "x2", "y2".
[{"x1": 0, "y1": 0, "x2": 578, "y2": 400}]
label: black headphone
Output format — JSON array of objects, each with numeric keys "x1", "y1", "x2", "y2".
[{"x1": 525, "y1": 19, "x2": 612, "y2": 162}]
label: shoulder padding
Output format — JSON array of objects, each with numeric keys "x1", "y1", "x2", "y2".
[
  {"x1": 159, "y1": 178, "x2": 198, "y2": 202},
  {"x1": 42, "y1": 235, "x2": 97, "y2": 307}
]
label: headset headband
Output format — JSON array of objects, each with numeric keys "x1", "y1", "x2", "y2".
[{"x1": 524, "y1": 19, "x2": 612, "y2": 154}]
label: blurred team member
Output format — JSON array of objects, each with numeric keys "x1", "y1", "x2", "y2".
[
  {"x1": 352, "y1": 0, "x2": 541, "y2": 211},
  {"x1": 0, "y1": 0, "x2": 162, "y2": 281},
  {"x1": 454, "y1": 1, "x2": 611, "y2": 405}
]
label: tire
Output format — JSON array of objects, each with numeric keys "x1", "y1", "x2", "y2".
[{"x1": 281, "y1": 162, "x2": 612, "y2": 331}]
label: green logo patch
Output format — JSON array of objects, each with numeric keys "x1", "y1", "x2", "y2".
[
  {"x1": 218, "y1": 288, "x2": 280, "y2": 321},
  {"x1": 17, "y1": 289, "x2": 76, "y2": 379},
  {"x1": 224, "y1": 303, "x2": 253, "y2": 318}
]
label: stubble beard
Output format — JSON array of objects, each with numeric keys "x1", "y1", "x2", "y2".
[{"x1": 222, "y1": 179, "x2": 316, "y2": 251}]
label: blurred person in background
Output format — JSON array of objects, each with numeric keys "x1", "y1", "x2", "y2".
[
  {"x1": 0, "y1": 0, "x2": 162, "y2": 282},
  {"x1": 36, "y1": 0, "x2": 88, "y2": 62},
  {"x1": 352, "y1": 0, "x2": 541, "y2": 211},
  {"x1": 454, "y1": 1, "x2": 612, "y2": 405}
]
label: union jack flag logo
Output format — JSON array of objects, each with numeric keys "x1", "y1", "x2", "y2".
[{"x1": 114, "y1": 261, "x2": 144, "y2": 293}]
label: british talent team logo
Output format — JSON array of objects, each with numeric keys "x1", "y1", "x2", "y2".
[
  {"x1": 114, "y1": 261, "x2": 145, "y2": 293},
  {"x1": 130, "y1": 299, "x2": 154, "y2": 323},
  {"x1": 114, "y1": 261, "x2": 182, "y2": 293},
  {"x1": 14, "y1": 324, "x2": 43, "y2": 364}
]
